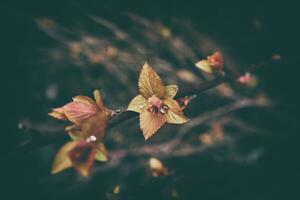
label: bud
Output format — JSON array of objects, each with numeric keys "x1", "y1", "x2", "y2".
[
  {"x1": 149, "y1": 157, "x2": 168, "y2": 177},
  {"x1": 195, "y1": 51, "x2": 224, "y2": 74},
  {"x1": 207, "y1": 51, "x2": 224, "y2": 70},
  {"x1": 237, "y1": 72, "x2": 257, "y2": 87}
]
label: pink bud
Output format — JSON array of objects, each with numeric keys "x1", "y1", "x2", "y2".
[{"x1": 207, "y1": 51, "x2": 224, "y2": 70}]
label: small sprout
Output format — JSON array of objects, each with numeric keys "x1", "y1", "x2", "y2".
[
  {"x1": 237, "y1": 72, "x2": 258, "y2": 87},
  {"x1": 106, "y1": 185, "x2": 121, "y2": 200},
  {"x1": 113, "y1": 185, "x2": 120, "y2": 194},
  {"x1": 195, "y1": 51, "x2": 224, "y2": 74},
  {"x1": 177, "y1": 95, "x2": 196, "y2": 110},
  {"x1": 95, "y1": 142, "x2": 109, "y2": 162},
  {"x1": 149, "y1": 157, "x2": 168, "y2": 177},
  {"x1": 127, "y1": 62, "x2": 189, "y2": 140}
]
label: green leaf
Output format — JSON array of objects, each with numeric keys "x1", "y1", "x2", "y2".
[{"x1": 95, "y1": 142, "x2": 109, "y2": 162}]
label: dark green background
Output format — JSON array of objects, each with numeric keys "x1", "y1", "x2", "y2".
[{"x1": 1, "y1": 0, "x2": 300, "y2": 199}]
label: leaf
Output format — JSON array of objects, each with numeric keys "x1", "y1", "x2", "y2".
[
  {"x1": 95, "y1": 142, "x2": 109, "y2": 162},
  {"x1": 69, "y1": 141, "x2": 96, "y2": 177},
  {"x1": 195, "y1": 60, "x2": 212, "y2": 73},
  {"x1": 164, "y1": 98, "x2": 189, "y2": 124},
  {"x1": 140, "y1": 109, "x2": 166, "y2": 140},
  {"x1": 63, "y1": 101, "x2": 98, "y2": 124},
  {"x1": 138, "y1": 62, "x2": 165, "y2": 99},
  {"x1": 65, "y1": 124, "x2": 87, "y2": 140},
  {"x1": 164, "y1": 85, "x2": 178, "y2": 98},
  {"x1": 127, "y1": 95, "x2": 148, "y2": 113},
  {"x1": 93, "y1": 89, "x2": 104, "y2": 110},
  {"x1": 65, "y1": 111, "x2": 108, "y2": 141},
  {"x1": 72, "y1": 95, "x2": 95, "y2": 105},
  {"x1": 49, "y1": 107, "x2": 67, "y2": 120},
  {"x1": 52, "y1": 141, "x2": 79, "y2": 174}
]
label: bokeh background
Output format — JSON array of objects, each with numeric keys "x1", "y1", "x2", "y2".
[{"x1": 1, "y1": 0, "x2": 300, "y2": 199}]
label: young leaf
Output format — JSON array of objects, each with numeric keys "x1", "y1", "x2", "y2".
[
  {"x1": 195, "y1": 60, "x2": 212, "y2": 73},
  {"x1": 48, "y1": 107, "x2": 68, "y2": 120},
  {"x1": 95, "y1": 142, "x2": 109, "y2": 162},
  {"x1": 140, "y1": 110, "x2": 166, "y2": 140},
  {"x1": 69, "y1": 141, "x2": 96, "y2": 177},
  {"x1": 195, "y1": 51, "x2": 224, "y2": 73},
  {"x1": 65, "y1": 111, "x2": 108, "y2": 141},
  {"x1": 138, "y1": 62, "x2": 165, "y2": 99},
  {"x1": 164, "y1": 98, "x2": 189, "y2": 124},
  {"x1": 72, "y1": 95, "x2": 95, "y2": 105},
  {"x1": 93, "y1": 89, "x2": 104, "y2": 110},
  {"x1": 164, "y1": 85, "x2": 178, "y2": 98},
  {"x1": 63, "y1": 101, "x2": 98, "y2": 124},
  {"x1": 52, "y1": 141, "x2": 79, "y2": 174},
  {"x1": 65, "y1": 124, "x2": 87, "y2": 140},
  {"x1": 127, "y1": 94, "x2": 148, "y2": 113}
]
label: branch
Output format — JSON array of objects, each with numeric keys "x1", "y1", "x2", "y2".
[
  {"x1": 91, "y1": 97, "x2": 270, "y2": 173},
  {"x1": 11, "y1": 57, "x2": 278, "y2": 155}
]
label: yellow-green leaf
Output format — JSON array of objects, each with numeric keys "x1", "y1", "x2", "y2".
[
  {"x1": 51, "y1": 141, "x2": 79, "y2": 174},
  {"x1": 65, "y1": 124, "x2": 86, "y2": 140},
  {"x1": 95, "y1": 142, "x2": 109, "y2": 162},
  {"x1": 93, "y1": 89, "x2": 104, "y2": 110},
  {"x1": 164, "y1": 98, "x2": 189, "y2": 124},
  {"x1": 127, "y1": 95, "x2": 148, "y2": 113},
  {"x1": 164, "y1": 85, "x2": 178, "y2": 98},
  {"x1": 138, "y1": 62, "x2": 165, "y2": 99},
  {"x1": 195, "y1": 60, "x2": 212, "y2": 73}
]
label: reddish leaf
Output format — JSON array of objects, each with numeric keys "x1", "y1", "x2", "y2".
[
  {"x1": 51, "y1": 141, "x2": 79, "y2": 174},
  {"x1": 140, "y1": 109, "x2": 166, "y2": 140},
  {"x1": 63, "y1": 101, "x2": 98, "y2": 124},
  {"x1": 69, "y1": 141, "x2": 96, "y2": 177}
]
